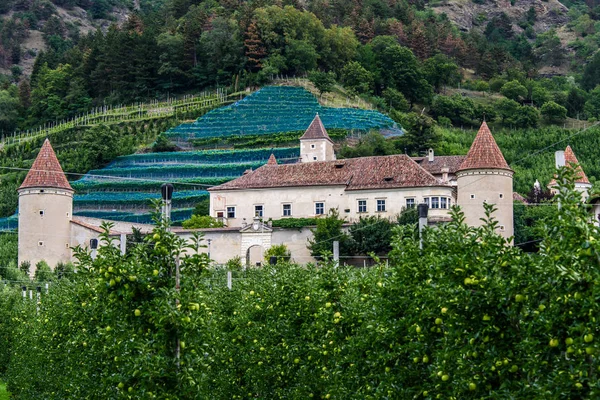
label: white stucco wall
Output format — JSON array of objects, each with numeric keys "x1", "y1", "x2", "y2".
[
  {"x1": 300, "y1": 139, "x2": 335, "y2": 162},
  {"x1": 456, "y1": 169, "x2": 514, "y2": 240},
  {"x1": 210, "y1": 185, "x2": 455, "y2": 227},
  {"x1": 18, "y1": 188, "x2": 73, "y2": 273}
]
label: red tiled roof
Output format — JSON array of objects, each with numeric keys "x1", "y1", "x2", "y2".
[
  {"x1": 548, "y1": 145, "x2": 590, "y2": 187},
  {"x1": 19, "y1": 139, "x2": 73, "y2": 191},
  {"x1": 299, "y1": 114, "x2": 333, "y2": 143},
  {"x1": 209, "y1": 154, "x2": 443, "y2": 191},
  {"x1": 413, "y1": 155, "x2": 466, "y2": 175},
  {"x1": 267, "y1": 153, "x2": 277, "y2": 165},
  {"x1": 513, "y1": 192, "x2": 527, "y2": 203},
  {"x1": 564, "y1": 145, "x2": 589, "y2": 184},
  {"x1": 458, "y1": 122, "x2": 511, "y2": 171}
]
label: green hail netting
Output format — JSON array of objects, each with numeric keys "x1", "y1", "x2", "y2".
[
  {"x1": 68, "y1": 147, "x2": 299, "y2": 224},
  {"x1": 165, "y1": 86, "x2": 402, "y2": 144}
]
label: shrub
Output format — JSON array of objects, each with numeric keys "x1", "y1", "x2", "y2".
[
  {"x1": 182, "y1": 215, "x2": 224, "y2": 229},
  {"x1": 541, "y1": 101, "x2": 568, "y2": 124},
  {"x1": 264, "y1": 244, "x2": 291, "y2": 264}
]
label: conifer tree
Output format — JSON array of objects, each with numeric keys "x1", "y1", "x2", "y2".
[{"x1": 244, "y1": 21, "x2": 266, "y2": 72}]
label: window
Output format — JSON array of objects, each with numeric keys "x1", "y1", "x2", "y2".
[
  {"x1": 313, "y1": 157, "x2": 317, "y2": 161},
  {"x1": 254, "y1": 205, "x2": 263, "y2": 217},
  {"x1": 424, "y1": 197, "x2": 451, "y2": 209},
  {"x1": 311, "y1": 144, "x2": 315, "y2": 149},
  {"x1": 282, "y1": 204, "x2": 292, "y2": 216},
  {"x1": 470, "y1": 194, "x2": 475, "y2": 199},
  {"x1": 358, "y1": 200, "x2": 367, "y2": 213},
  {"x1": 406, "y1": 198, "x2": 415, "y2": 208},
  {"x1": 227, "y1": 206, "x2": 236, "y2": 218},
  {"x1": 499, "y1": 193, "x2": 504, "y2": 199},
  {"x1": 499, "y1": 225, "x2": 505, "y2": 231},
  {"x1": 38, "y1": 241, "x2": 44, "y2": 246},
  {"x1": 377, "y1": 199, "x2": 386, "y2": 212},
  {"x1": 217, "y1": 211, "x2": 224, "y2": 218},
  {"x1": 315, "y1": 202, "x2": 324, "y2": 215},
  {"x1": 39, "y1": 210, "x2": 45, "y2": 216}
]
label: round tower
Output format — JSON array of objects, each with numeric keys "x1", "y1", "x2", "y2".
[
  {"x1": 18, "y1": 139, "x2": 74, "y2": 273},
  {"x1": 456, "y1": 122, "x2": 514, "y2": 240}
]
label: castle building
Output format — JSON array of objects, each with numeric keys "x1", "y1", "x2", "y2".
[
  {"x1": 17, "y1": 119, "x2": 518, "y2": 270},
  {"x1": 209, "y1": 119, "x2": 515, "y2": 241}
]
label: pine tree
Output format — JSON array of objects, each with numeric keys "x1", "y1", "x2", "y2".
[
  {"x1": 244, "y1": 21, "x2": 266, "y2": 72},
  {"x1": 409, "y1": 21, "x2": 430, "y2": 60},
  {"x1": 18, "y1": 79, "x2": 30, "y2": 110}
]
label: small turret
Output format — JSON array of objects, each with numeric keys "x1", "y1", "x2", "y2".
[
  {"x1": 548, "y1": 145, "x2": 591, "y2": 199},
  {"x1": 299, "y1": 113, "x2": 335, "y2": 162},
  {"x1": 456, "y1": 122, "x2": 514, "y2": 240},
  {"x1": 18, "y1": 139, "x2": 74, "y2": 273}
]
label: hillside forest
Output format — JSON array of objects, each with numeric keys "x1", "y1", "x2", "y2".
[{"x1": 4, "y1": 0, "x2": 600, "y2": 135}]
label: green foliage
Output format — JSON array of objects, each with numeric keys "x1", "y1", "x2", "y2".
[
  {"x1": 338, "y1": 131, "x2": 393, "y2": 158},
  {"x1": 4, "y1": 218, "x2": 211, "y2": 398},
  {"x1": 271, "y1": 217, "x2": 318, "y2": 229},
  {"x1": 225, "y1": 256, "x2": 242, "y2": 270},
  {"x1": 541, "y1": 101, "x2": 568, "y2": 123},
  {"x1": 33, "y1": 261, "x2": 54, "y2": 282},
  {"x1": 308, "y1": 208, "x2": 352, "y2": 259},
  {"x1": 382, "y1": 88, "x2": 409, "y2": 111},
  {"x1": 0, "y1": 90, "x2": 19, "y2": 133},
  {"x1": 0, "y1": 233, "x2": 17, "y2": 274},
  {"x1": 181, "y1": 215, "x2": 224, "y2": 229},
  {"x1": 349, "y1": 215, "x2": 393, "y2": 255},
  {"x1": 500, "y1": 80, "x2": 528, "y2": 102},
  {"x1": 392, "y1": 111, "x2": 439, "y2": 155},
  {"x1": 340, "y1": 61, "x2": 373, "y2": 95},
  {"x1": 152, "y1": 134, "x2": 178, "y2": 152},
  {"x1": 264, "y1": 244, "x2": 291, "y2": 264},
  {"x1": 431, "y1": 94, "x2": 476, "y2": 126},
  {"x1": 534, "y1": 29, "x2": 565, "y2": 67},
  {"x1": 397, "y1": 206, "x2": 419, "y2": 226},
  {"x1": 308, "y1": 71, "x2": 336, "y2": 96},
  {"x1": 582, "y1": 51, "x2": 600, "y2": 91},
  {"x1": 3, "y1": 175, "x2": 600, "y2": 398},
  {"x1": 423, "y1": 53, "x2": 460, "y2": 93},
  {"x1": 192, "y1": 198, "x2": 210, "y2": 216}
]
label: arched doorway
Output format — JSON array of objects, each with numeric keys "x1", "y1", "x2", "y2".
[
  {"x1": 246, "y1": 245, "x2": 264, "y2": 267},
  {"x1": 239, "y1": 217, "x2": 272, "y2": 266}
]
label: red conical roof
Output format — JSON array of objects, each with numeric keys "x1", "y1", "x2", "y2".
[
  {"x1": 19, "y1": 139, "x2": 73, "y2": 191},
  {"x1": 458, "y1": 122, "x2": 511, "y2": 171},
  {"x1": 564, "y1": 145, "x2": 589, "y2": 184},
  {"x1": 267, "y1": 153, "x2": 277, "y2": 165},
  {"x1": 549, "y1": 145, "x2": 590, "y2": 187},
  {"x1": 300, "y1": 114, "x2": 333, "y2": 143}
]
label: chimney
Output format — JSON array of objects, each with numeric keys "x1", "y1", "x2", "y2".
[
  {"x1": 555, "y1": 151, "x2": 565, "y2": 169},
  {"x1": 428, "y1": 148, "x2": 434, "y2": 162},
  {"x1": 441, "y1": 167, "x2": 449, "y2": 183}
]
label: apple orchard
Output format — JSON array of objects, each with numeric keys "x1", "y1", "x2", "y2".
[{"x1": 1, "y1": 170, "x2": 599, "y2": 399}]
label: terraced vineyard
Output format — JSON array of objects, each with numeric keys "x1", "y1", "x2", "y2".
[
  {"x1": 70, "y1": 147, "x2": 301, "y2": 224},
  {"x1": 166, "y1": 86, "x2": 402, "y2": 148},
  {"x1": 0, "y1": 85, "x2": 400, "y2": 228}
]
